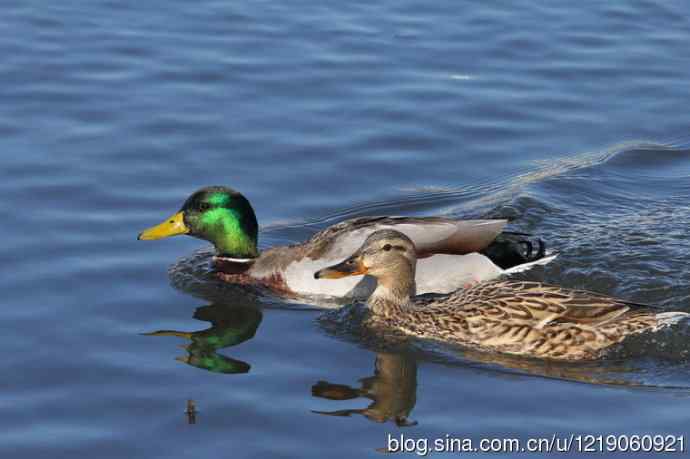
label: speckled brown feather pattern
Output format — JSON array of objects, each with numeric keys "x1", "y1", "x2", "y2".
[{"x1": 366, "y1": 281, "x2": 672, "y2": 361}]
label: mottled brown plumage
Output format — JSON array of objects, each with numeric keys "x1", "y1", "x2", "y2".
[{"x1": 315, "y1": 230, "x2": 688, "y2": 361}]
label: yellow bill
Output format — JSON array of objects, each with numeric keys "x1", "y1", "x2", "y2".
[{"x1": 138, "y1": 211, "x2": 190, "y2": 240}]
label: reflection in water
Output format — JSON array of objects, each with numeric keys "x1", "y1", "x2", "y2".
[
  {"x1": 145, "y1": 304, "x2": 262, "y2": 374},
  {"x1": 312, "y1": 353, "x2": 418, "y2": 427},
  {"x1": 308, "y1": 344, "x2": 648, "y2": 429},
  {"x1": 453, "y1": 346, "x2": 643, "y2": 387}
]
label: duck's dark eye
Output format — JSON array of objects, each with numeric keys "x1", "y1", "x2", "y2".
[
  {"x1": 347, "y1": 259, "x2": 355, "y2": 265},
  {"x1": 199, "y1": 202, "x2": 210, "y2": 211},
  {"x1": 382, "y1": 244, "x2": 392, "y2": 252}
]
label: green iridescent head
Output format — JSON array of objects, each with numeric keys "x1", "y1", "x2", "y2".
[{"x1": 138, "y1": 186, "x2": 259, "y2": 259}]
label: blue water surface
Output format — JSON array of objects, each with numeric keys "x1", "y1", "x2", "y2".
[{"x1": 2, "y1": 1, "x2": 690, "y2": 457}]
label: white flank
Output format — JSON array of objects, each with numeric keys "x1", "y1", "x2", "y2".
[
  {"x1": 283, "y1": 257, "x2": 376, "y2": 298},
  {"x1": 416, "y1": 253, "x2": 503, "y2": 294},
  {"x1": 286, "y1": 252, "x2": 559, "y2": 300}
]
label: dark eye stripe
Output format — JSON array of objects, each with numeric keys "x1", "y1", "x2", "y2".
[{"x1": 382, "y1": 244, "x2": 406, "y2": 252}]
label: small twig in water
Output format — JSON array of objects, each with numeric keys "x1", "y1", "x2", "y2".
[{"x1": 186, "y1": 399, "x2": 197, "y2": 425}]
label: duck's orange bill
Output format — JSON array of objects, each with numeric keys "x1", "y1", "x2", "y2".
[
  {"x1": 314, "y1": 257, "x2": 368, "y2": 279},
  {"x1": 138, "y1": 211, "x2": 190, "y2": 240}
]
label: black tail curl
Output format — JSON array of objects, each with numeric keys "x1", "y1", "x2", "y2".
[{"x1": 480, "y1": 232, "x2": 546, "y2": 270}]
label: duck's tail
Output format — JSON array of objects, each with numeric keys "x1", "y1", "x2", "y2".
[
  {"x1": 654, "y1": 311, "x2": 690, "y2": 330},
  {"x1": 502, "y1": 253, "x2": 558, "y2": 275},
  {"x1": 482, "y1": 232, "x2": 555, "y2": 271}
]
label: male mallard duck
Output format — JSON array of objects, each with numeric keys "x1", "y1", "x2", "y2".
[
  {"x1": 314, "y1": 230, "x2": 688, "y2": 361},
  {"x1": 138, "y1": 186, "x2": 553, "y2": 300}
]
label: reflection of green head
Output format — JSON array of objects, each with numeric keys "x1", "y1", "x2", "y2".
[
  {"x1": 178, "y1": 351, "x2": 251, "y2": 374},
  {"x1": 190, "y1": 306, "x2": 262, "y2": 349},
  {"x1": 145, "y1": 304, "x2": 262, "y2": 375}
]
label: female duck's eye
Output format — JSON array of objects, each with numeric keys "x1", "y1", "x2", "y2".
[{"x1": 382, "y1": 244, "x2": 392, "y2": 252}]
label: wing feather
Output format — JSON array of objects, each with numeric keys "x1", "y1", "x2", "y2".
[
  {"x1": 306, "y1": 216, "x2": 507, "y2": 259},
  {"x1": 454, "y1": 281, "x2": 640, "y2": 327}
]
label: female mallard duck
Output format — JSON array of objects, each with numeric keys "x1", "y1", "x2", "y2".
[
  {"x1": 314, "y1": 230, "x2": 688, "y2": 360},
  {"x1": 138, "y1": 186, "x2": 553, "y2": 300}
]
